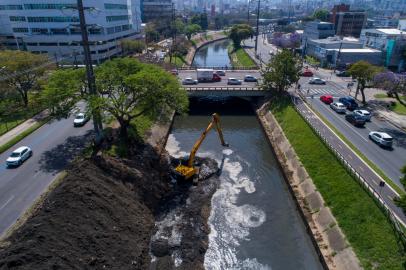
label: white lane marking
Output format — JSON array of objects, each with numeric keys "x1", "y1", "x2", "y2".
[{"x1": 0, "y1": 195, "x2": 15, "y2": 211}]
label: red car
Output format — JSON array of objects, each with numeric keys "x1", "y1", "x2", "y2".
[
  {"x1": 301, "y1": 70, "x2": 313, "y2": 77},
  {"x1": 320, "y1": 95, "x2": 333, "y2": 104}
]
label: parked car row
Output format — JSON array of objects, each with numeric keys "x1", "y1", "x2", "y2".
[
  {"x1": 320, "y1": 95, "x2": 393, "y2": 148},
  {"x1": 181, "y1": 75, "x2": 258, "y2": 85}
]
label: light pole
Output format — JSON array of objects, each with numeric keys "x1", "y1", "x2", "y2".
[{"x1": 254, "y1": 0, "x2": 261, "y2": 54}]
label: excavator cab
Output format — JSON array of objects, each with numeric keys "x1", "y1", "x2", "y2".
[{"x1": 174, "y1": 113, "x2": 229, "y2": 180}]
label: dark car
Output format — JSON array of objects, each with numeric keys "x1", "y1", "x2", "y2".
[
  {"x1": 345, "y1": 113, "x2": 366, "y2": 127},
  {"x1": 336, "y1": 70, "x2": 350, "y2": 77},
  {"x1": 339, "y1": 96, "x2": 358, "y2": 111}
]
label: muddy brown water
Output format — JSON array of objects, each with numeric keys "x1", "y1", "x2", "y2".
[{"x1": 165, "y1": 98, "x2": 323, "y2": 270}]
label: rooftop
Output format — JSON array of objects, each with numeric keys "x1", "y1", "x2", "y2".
[
  {"x1": 309, "y1": 36, "x2": 361, "y2": 44},
  {"x1": 330, "y1": 48, "x2": 381, "y2": 53},
  {"x1": 376, "y1": 28, "x2": 406, "y2": 35}
]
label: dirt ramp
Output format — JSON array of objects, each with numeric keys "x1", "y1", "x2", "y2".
[{"x1": 0, "y1": 152, "x2": 170, "y2": 270}]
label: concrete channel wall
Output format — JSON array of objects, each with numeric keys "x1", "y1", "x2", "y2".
[
  {"x1": 256, "y1": 102, "x2": 362, "y2": 270},
  {"x1": 184, "y1": 33, "x2": 227, "y2": 66}
]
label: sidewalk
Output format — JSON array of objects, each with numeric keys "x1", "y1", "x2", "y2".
[{"x1": 0, "y1": 110, "x2": 49, "y2": 147}]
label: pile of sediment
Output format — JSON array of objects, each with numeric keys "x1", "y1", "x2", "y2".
[{"x1": 0, "y1": 144, "x2": 219, "y2": 270}]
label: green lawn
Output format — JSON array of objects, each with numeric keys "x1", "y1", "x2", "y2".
[
  {"x1": 0, "y1": 105, "x2": 44, "y2": 136},
  {"x1": 270, "y1": 96, "x2": 405, "y2": 270},
  {"x1": 373, "y1": 94, "x2": 406, "y2": 115},
  {"x1": 164, "y1": 55, "x2": 187, "y2": 68},
  {"x1": 228, "y1": 45, "x2": 256, "y2": 68}
]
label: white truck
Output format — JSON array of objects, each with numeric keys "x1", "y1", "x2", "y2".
[{"x1": 196, "y1": 69, "x2": 221, "y2": 82}]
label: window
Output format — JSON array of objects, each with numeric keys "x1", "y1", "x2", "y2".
[
  {"x1": 10, "y1": 16, "x2": 26, "y2": 22},
  {"x1": 89, "y1": 28, "x2": 103, "y2": 35},
  {"x1": 58, "y1": 42, "x2": 69, "y2": 46},
  {"x1": 106, "y1": 15, "x2": 130, "y2": 22},
  {"x1": 104, "y1": 3, "x2": 127, "y2": 10},
  {"x1": 70, "y1": 28, "x2": 81, "y2": 35},
  {"x1": 0, "y1": 5, "x2": 23, "y2": 10},
  {"x1": 51, "y1": 28, "x2": 68, "y2": 35},
  {"x1": 39, "y1": 42, "x2": 58, "y2": 46},
  {"x1": 32, "y1": 28, "x2": 49, "y2": 34},
  {"x1": 27, "y1": 17, "x2": 79, "y2": 23},
  {"x1": 27, "y1": 42, "x2": 38, "y2": 46},
  {"x1": 12, "y1": 28, "x2": 29, "y2": 33},
  {"x1": 24, "y1": 4, "x2": 76, "y2": 9}
]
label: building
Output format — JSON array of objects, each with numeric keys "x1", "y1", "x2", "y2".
[
  {"x1": 367, "y1": 17, "x2": 399, "y2": 29},
  {"x1": 399, "y1": 19, "x2": 406, "y2": 31},
  {"x1": 141, "y1": 0, "x2": 173, "y2": 23},
  {"x1": 329, "y1": 4, "x2": 367, "y2": 38},
  {"x1": 0, "y1": 0, "x2": 142, "y2": 64},
  {"x1": 302, "y1": 21, "x2": 335, "y2": 43},
  {"x1": 360, "y1": 28, "x2": 406, "y2": 70}
]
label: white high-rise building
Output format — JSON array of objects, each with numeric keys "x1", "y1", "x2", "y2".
[{"x1": 0, "y1": 0, "x2": 142, "y2": 64}]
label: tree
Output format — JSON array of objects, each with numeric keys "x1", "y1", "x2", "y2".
[
  {"x1": 348, "y1": 61, "x2": 382, "y2": 104},
  {"x1": 312, "y1": 9, "x2": 329, "y2": 21},
  {"x1": 262, "y1": 49, "x2": 302, "y2": 92},
  {"x1": 185, "y1": 24, "x2": 201, "y2": 40},
  {"x1": 191, "y1": 13, "x2": 209, "y2": 30},
  {"x1": 93, "y1": 58, "x2": 188, "y2": 142},
  {"x1": 374, "y1": 71, "x2": 406, "y2": 106},
  {"x1": 41, "y1": 68, "x2": 85, "y2": 118},
  {"x1": 145, "y1": 23, "x2": 160, "y2": 43},
  {"x1": 0, "y1": 50, "x2": 49, "y2": 107},
  {"x1": 121, "y1": 40, "x2": 146, "y2": 55},
  {"x1": 228, "y1": 24, "x2": 254, "y2": 48}
]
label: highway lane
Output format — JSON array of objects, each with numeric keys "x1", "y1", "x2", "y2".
[
  {"x1": 0, "y1": 106, "x2": 93, "y2": 237},
  {"x1": 178, "y1": 70, "x2": 261, "y2": 88},
  {"x1": 301, "y1": 83, "x2": 406, "y2": 188}
]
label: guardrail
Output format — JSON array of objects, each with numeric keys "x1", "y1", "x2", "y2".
[
  {"x1": 291, "y1": 93, "x2": 406, "y2": 247},
  {"x1": 184, "y1": 87, "x2": 262, "y2": 91},
  {"x1": 178, "y1": 66, "x2": 260, "y2": 71}
]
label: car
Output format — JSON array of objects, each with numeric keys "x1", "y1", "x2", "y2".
[
  {"x1": 320, "y1": 95, "x2": 333, "y2": 104},
  {"x1": 73, "y1": 113, "x2": 90, "y2": 127},
  {"x1": 6, "y1": 146, "x2": 32, "y2": 167},
  {"x1": 369, "y1": 131, "x2": 393, "y2": 148},
  {"x1": 301, "y1": 70, "x2": 314, "y2": 77},
  {"x1": 339, "y1": 96, "x2": 358, "y2": 111},
  {"x1": 345, "y1": 113, "x2": 366, "y2": 127},
  {"x1": 227, "y1": 78, "x2": 242, "y2": 85},
  {"x1": 182, "y1": 77, "x2": 198, "y2": 85},
  {"x1": 309, "y1": 77, "x2": 326, "y2": 85},
  {"x1": 354, "y1": 109, "x2": 371, "y2": 121},
  {"x1": 171, "y1": 69, "x2": 178, "y2": 76},
  {"x1": 244, "y1": 75, "x2": 258, "y2": 82},
  {"x1": 215, "y1": 70, "x2": 226, "y2": 76},
  {"x1": 336, "y1": 70, "x2": 350, "y2": 77},
  {"x1": 330, "y1": 102, "x2": 346, "y2": 113}
]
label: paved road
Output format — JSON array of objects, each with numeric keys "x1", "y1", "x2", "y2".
[
  {"x1": 292, "y1": 95, "x2": 406, "y2": 225},
  {"x1": 0, "y1": 105, "x2": 93, "y2": 237},
  {"x1": 178, "y1": 70, "x2": 261, "y2": 88}
]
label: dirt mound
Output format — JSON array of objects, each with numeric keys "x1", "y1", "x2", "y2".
[{"x1": 0, "y1": 145, "x2": 219, "y2": 270}]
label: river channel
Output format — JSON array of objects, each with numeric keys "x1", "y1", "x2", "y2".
[{"x1": 165, "y1": 40, "x2": 323, "y2": 269}]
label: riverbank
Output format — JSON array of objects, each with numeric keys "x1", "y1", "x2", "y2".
[
  {"x1": 185, "y1": 32, "x2": 227, "y2": 66},
  {"x1": 262, "y1": 96, "x2": 406, "y2": 270},
  {"x1": 228, "y1": 44, "x2": 257, "y2": 68}
]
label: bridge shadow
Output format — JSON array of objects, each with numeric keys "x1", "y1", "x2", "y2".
[{"x1": 38, "y1": 130, "x2": 94, "y2": 173}]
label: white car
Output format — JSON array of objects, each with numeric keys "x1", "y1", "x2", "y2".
[
  {"x1": 309, "y1": 77, "x2": 326, "y2": 85},
  {"x1": 244, "y1": 75, "x2": 258, "y2": 82},
  {"x1": 73, "y1": 113, "x2": 90, "y2": 127},
  {"x1": 182, "y1": 78, "x2": 198, "y2": 85},
  {"x1": 215, "y1": 70, "x2": 226, "y2": 76},
  {"x1": 354, "y1": 109, "x2": 371, "y2": 121},
  {"x1": 369, "y1": 131, "x2": 393, "y2": 148},
  {"x1": 330, "y1": 102, "x2": 346, "y2": 113},
  {"x1": 6, "y1": 146, "x2": 32, "y2": 167},
  {"x1": 227, "y1": 78, "x2": 242, "y2": 85}
]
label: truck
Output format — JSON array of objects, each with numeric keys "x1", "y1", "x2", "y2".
[{"x1": 196, "y1": 69, "x2": 221, "y2": 82}]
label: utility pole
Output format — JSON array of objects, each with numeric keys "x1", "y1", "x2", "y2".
[
  {"x1": 247, "y1": 0, "x2": 250, "y2": 24},
  {"x1": 169, "y1": 3, "x2": 175, "y2": 64},
  {"x1": 77, "y1": 0, "x2": 103, "y2": 141},
  {"x1": 254, "y1": 0, "x2": 261, "y2": 54},
  {"x1": 335, "y1": 40, "x2": 343, "y2": 72}
]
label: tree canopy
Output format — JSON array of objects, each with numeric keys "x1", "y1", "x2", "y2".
[
  {"x1": 261, "y1": 49, "x2": 302, "y2": 92},
  {"x1": 121, "y1": 40, "x2": 146, "y2": 55},
  {"x1": 348, "y1": 61, "x2": 382, "y2": 104},
  {"x1": 228, "y1": 24, "x2": 254, "y2": 48},
  {"x1": 191, "y1": 13, "x2": 208, "y2": 30},
  {"x1": 185, "y1": 24, "x2": 201, "y2": 40},
  {"x1": 374, "y1": 71, "x2": 406, "y2": 106},
  {"x1": 0, "y1": 50, "x2": 49, "y2": 106},
  {"x1": 312, "y1": 9, "x2": 329, "y2": 21}
]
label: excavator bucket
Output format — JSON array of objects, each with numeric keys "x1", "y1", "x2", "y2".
[{"x1": 175, "y1": 164, "x2": 197, "y2": 180}]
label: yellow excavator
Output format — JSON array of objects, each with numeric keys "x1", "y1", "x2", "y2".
[{"x1": 175, "y1": 113, "x2": 229, "y2": 180}]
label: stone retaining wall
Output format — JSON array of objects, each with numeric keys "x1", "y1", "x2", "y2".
[
  {"x1": 184, "y1": 33, "x2": 227, "y2": 66},
  {"x1": 257, "y1": 102, "x2": 362, "y2": 270}
]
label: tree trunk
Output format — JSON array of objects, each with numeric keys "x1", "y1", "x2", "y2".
[
  {"x1": 394, "y1": 92, "x2": 406, "y2": 107},
  {"x1": 360, "y1": 87, "x2": 366, "y2": 104},
  {"x1": 118, "y1": 120, "x2": 130, "y2": 144},
  {"x1": 22, "y1": 91, "x2": 28, "y2": 107}
]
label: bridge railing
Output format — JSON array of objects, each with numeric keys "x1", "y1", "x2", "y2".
[
  {"x1": 178, "y1": 66, "x2": 260, "y2": 71},
  {"x1": 183, "y1": 87, "x2": 263, "y2": 91}
]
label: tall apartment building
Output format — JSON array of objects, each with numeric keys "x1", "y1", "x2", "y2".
[
  {"x1": 329, "y1": 4, "x2": 367, "y2": 37},
  {"x1": 141, "y1": 0, "x2": 173, "y2": 23},
  {"x1": 0, "y1": 0, "x2": 142, "y2": 64}
]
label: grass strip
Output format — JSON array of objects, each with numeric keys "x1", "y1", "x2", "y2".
[
  {"x1": 228, "y1": 45, "x2": 256, "y2": 68},
  {"x1": 165, "y1": 55, "x2": 187, "y2": 68},
  {"x1": 0, "y1": 118, "x2": 49, "y2": 154},
  {"x1": 308, "y1": 105, "x2": 404, "y2": 195},
  {"x1": 270, "y1": 96, "x2": 405, "y2": 270}
]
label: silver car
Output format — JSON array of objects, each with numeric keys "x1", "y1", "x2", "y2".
[
  {"x1": 369, "y1": 131, "x2": 393, "y2": 148},
  {"x1": 6, "y1": 146, "x2": 33, "y2": 167},
  {"x1": 354, "y1": 109, "x2": 371, "y2": 121},
  {"x1": 309, "y1": 77, "x2": 326, "y2": 85},
  {"x1": 215, "y1": 70, "x2": 226, "y2": 76},
  {"x1": 182, "y1": 78, "x2": 198, "y2": 85},
  {"x1": 227, "y1": 78, "x2": 242, "y2": 85},
  {"x1": 330, "y1": 102, "x2": 346, "y2": 113}
]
